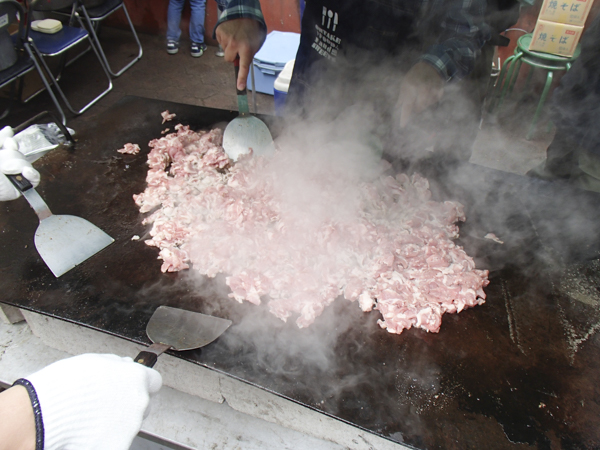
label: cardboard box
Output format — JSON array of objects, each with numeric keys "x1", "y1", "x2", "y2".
[
  {"x1": 528, "y1": 19, "x2": 583, "y2": 57},
  {"x1": 538, "y1": 0, "x2": 594, "y2": 26}
]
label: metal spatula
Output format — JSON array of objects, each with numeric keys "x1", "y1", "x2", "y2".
[
  {"x1": 223, "y1": 59, "x2": 275, "y2": 162},
  {"x1": 134, "y1": 306, "x2": 232, "y2": 367},
  {"x1": 8, "y1": 174, "x2": 114, "y2": 277}
]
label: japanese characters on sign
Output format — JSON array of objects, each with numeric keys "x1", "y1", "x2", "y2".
[
  {"x1": 529, "y1": 19, "x2": 583, "y2": 56},
  {"x1": 538, "y1": 0, "x2": 594, "y2": 26}
]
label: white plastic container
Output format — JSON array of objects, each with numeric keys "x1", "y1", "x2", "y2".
[
  {"x1": 246, "y1": 31, "x2": 300, "y2": 95},
  {"x1": 273, "y1": 59, "x2": 295, "y2": 116}
]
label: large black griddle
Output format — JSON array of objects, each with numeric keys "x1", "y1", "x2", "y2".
[{"x1": 2, "y1": 96, "x2": 600, "y2": 449}]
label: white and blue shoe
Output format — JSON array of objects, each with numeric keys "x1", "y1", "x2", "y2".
[
  {"x1": 166, "y1": 40, "x2": 179, "y2": 55},
  {"x1": 191, "y1": 42, "x2": 207, "y2": 58}
]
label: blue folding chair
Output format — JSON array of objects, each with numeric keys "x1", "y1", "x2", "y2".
[
  {"x1": 27, "y1": 0, "x2": 113, "y2": 115},
  {"x1": 53, "y1": 0, "x2": 143, "y2": 77},
  {"x1": 79, "y1": 0, "x2": 143, "y2": 77},
  {"x1": 0, "y1": 0, "x2": 66, "y2": 124}
]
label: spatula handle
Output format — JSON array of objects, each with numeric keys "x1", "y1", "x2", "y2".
[
  {"x1": 134, "y1": 342, "x2": 171, "y2": 368},
  {"x1": 234, "y1": 58, "x2": 247, "y2": 96},
  {"x1": 7, "y1": 173, "x2": 33, "y2": 191},
  {"x1": 134, "y1": 351, "x2": 159, "y2": 367},
  {"x1": 7, "y1": 174, "x2": 53, "y2": 220},
  {"x1": 234, "y1": 58, "x2": 250, "y2": 115}
]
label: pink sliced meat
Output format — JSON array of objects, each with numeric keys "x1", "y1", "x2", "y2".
[
  {"x1": 161, "y1": 110, "x2": 176, "y2": 124},
  {"x1": 117, "y1": 143, "x2": 140, "y2": 155},
  {"x1": 131, "y1": 122, "x2": 489, "y2": 334}
]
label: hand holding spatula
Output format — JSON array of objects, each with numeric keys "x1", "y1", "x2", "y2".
[
  {"x1": 222, "y1": 58, "x2": 275, "y2": 162},
  {"x1": 0, "y1": 142, "x2": 41, "y2": 201}
]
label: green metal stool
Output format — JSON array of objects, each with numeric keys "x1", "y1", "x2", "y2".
[{"x1": 488, "y1": 33, "x2": 580, "y2": 139}]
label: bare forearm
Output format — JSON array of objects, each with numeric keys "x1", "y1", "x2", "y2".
[{"x1": 0, "y1": 386, "x2": 36, "y2": 450}]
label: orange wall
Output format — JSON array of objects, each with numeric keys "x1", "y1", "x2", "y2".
[{"x1": 108, "y1": 0, "x2": 301, "y2": 45}]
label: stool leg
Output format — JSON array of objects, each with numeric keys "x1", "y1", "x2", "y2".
[
  {"x1": 497, "y1": 52, "x2": 523, "y2": 110},
  {"x1": 506, "y1": 57, "x2": 523, "y2": 96},
  {"x1": 488, "y1": 54, "x2": 515, "y2": 112},
  {"x1": 527, "y1": 70, "x2": 553, "y2": 140},
  {"x1": 522, "y1": 65, "x2": 535, "y2": 93}
]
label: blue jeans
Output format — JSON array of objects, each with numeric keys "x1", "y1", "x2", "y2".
[{"x1": 167, "y1": 0, "x2": 206, "y2": 45}]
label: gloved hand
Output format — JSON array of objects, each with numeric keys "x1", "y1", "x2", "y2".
[
  {"x1": 0, "y1": 143, "x2": 41, "y2": 201},
  {"x1": 15, "y1": 353, "x2": 163, "y2": 450}
]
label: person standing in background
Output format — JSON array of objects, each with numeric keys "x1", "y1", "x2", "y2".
[
  {"x1": 167, "y1": 0, "x2": 208, "y2": 57},
  {"x1": 215, "y1": 0, "x2": 491, "y2": 162}
]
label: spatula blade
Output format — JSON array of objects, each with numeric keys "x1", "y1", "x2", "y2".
[
  {"x1": 146, "y1": 306, "x2": 232, "y2": 351},
  {"x1": 223, "y1": 115, "x2": 275, "y2": 162},
  {"x1": 35, "y1": 214, "x2": 114, "y2": 277}
]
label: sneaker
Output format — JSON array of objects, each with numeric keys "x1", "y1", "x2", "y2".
[
  {"x1": 166, "y1": 40, "x2": 179, "y2": 55},
  {"x1": 215, "y1": 44, "x2": 224, "y2": 57},
  {"x1": 191, "y1": 42, "x2": 206, "y2": 58}
]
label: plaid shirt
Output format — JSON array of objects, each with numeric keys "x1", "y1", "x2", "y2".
[
  {"x1": 216, "y1": 0, "x2": 490, "y2": 82},
  {"x1": 214, "y1": 0, "x2": 267, "y2": 35},
  {"x1": 418, "y1": 0, "x2": 490, "y2": 81}
]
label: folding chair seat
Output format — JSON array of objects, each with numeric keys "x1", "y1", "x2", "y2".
[
  {"x1": 55, "y1": 0, "x2": 142, "y2": 77},
  {"x1": 0, "y1": 0, "x2": 66, "y2": 124},
  {"x1": 27, "y1": 0, "x2": 113, "y2": 116}
]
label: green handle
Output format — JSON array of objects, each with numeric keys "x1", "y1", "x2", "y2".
[{"x1": 234, "y1": 58, "x2": 249, "y2": 114}]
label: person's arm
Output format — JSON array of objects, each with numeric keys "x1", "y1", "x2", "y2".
[
  {"x1": 419, "y1": 0, "x2": 490, "y2": 82},
  {"x1": 214, "y1": 0, "x2": 267, "y2": 90},
  {"x1": 0, "y1": 385, "x2": 36, "y2": 450},
  {"x1": 396, "y1": 0, "x2": 491, "y2": 127},
  {"x1": 3, "y1": 354, "x2": 162, "y2": 450}
]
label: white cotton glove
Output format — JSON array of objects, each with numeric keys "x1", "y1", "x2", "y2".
[
  {"x1": 23, "y1": 353, "x2": 163, "y2": 450},
  {"x1": 0, "y1": 125, "x2": 14, "y2": 147},
  {"x1": 0, "y1": 145, "x2": 41, "y2": 201}
]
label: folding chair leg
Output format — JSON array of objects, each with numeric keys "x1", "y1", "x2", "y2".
[
  {"x1": 82, "y1": 3, "x2": 143, "y2": 77},
  {"x1": 29, "y1": 35, "x2": 113, "y2": 116},
  {"x1": 13, "y1": 110, "x2": 75, "y2": 145},
  {"x1": 23, "y1": 52, "x2": 68, "y2": 104},
  {"x1": 65, "y1": 45, "x2": 93, "y2": 68},
  {"x1": 24, "y1": 45, "x2": 67, "y2": 125}
]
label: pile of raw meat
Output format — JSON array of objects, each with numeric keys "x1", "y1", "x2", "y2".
[{"x1": 129, "y1": 120, "x2": 489, "y2": 335}]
